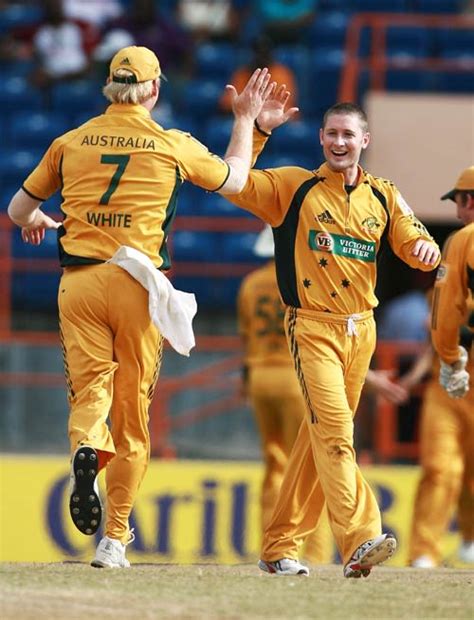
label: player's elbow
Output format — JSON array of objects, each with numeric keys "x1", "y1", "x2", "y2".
[{"x1": 219, "y1": 157, "x2": 249, "y2": 195}]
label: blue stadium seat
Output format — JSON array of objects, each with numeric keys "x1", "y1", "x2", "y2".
[
  {"x1": 306, "y1": 49, "x2": 345, "y2": 118},
  {"x1": 0, "y1": 3, "x2": 42, "y2": 34},
  {"x1": 219, "y1": 232, "x2": 260, "y2": 262},
  {"x1": 178, "y1": 80, "x2": 222, "y2": 119},
  {"x1": 204, "y1": 117, "x2": 235, "y2": 155},
  {"x1": 3, "y1": 59, "x2": 35, "y2": 79},
  {"x1": 12, "y1": 272, "x2": 61, "y2": 313},
  {"x1": 434, "y1": 71, "x2": 474, "y2": 94},
  {"x1": 51, "y1": 80, "x2": 105, "y2": 116},
  {"x1": 385, "y1": 69, "x2": 437, "y2": 92},
  {"x1": 414, "y1": 0, "x2": 465, "y2": 13},
  {"x1": 436, "y1": 29, "x2": 474, "y2": 59},
  {"x1": 200, "y1": 193, "x2": 244, "y2": 217},
  {"x1": 352, "y1": 0, "x2": 409, "y2": 10},
  {"x1": 307, "y1": 12, "x2": 351, "y2": 49},
  {"x1": 0, "y1": 149, "x2": 43, "y2": 187},
  {"x1": 8, "y1": 112, "x2": 70, "y2": 150},
  {"x1": 195, "y1": 43, "x2": 241, "y2": 82},
  {"x1": 11, "y1": 227, "x2": 58, "y2": 259},
  {"x1": 171, "y1": 230, "x2": 221, "y2": 262},
  {"x1": 386, "y1": 26, "x2": 432, "y2": 59},
  {"x1": 271, "y1": 120, "x2": 320, "y2": 158},
  {"x1": 0, "y1": 77, "x2": 42, "y2": 113}
]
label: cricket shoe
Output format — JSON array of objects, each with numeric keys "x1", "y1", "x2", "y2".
[
  {"x1": 344, "y1": 533, "x2": 397, "y2": 578},
  {"x1": 69, "y1": 445, "x2": 102, "y2": 535},
  {"x1": 258, "y1": 558, "x2": 309, "y2": 576},
  {"x1": 411, "y1": 555, "x2": 435, "y2": 568},
  {"x1": 91, "y1": 531, "x2": 135, "y2": 568}
]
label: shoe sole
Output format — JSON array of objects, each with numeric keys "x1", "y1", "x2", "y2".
[
  {"x1": 345, "y1": 536, "x2": 397, "y2": 579},
  {"x1": 258, "y1": 559, "x2": 309, "y2": 576},
  {"x1": 69, "y1": 446, "x2": 101, "y2": 535},
  {"x1": 91, "y1": 560, "x2": 130, "y2": 569}
]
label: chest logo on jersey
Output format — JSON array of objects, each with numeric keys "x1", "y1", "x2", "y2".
[
  {"x1": 361, "y1": 216, "x2": 381, "y2": 231},
  {"x1": 309, "y1": 230, "x2": 376, "y2": 262}
]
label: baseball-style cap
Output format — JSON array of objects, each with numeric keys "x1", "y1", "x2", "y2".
[
  {"x1": 441, "y1": 165, "x2": 474, "y2": 201},
  {"x1": 254, "y1": 224, "x2": 275, "y2": 258},
  {"x1": 109, "y1": 45, "x2": 165, "y2": 84}
]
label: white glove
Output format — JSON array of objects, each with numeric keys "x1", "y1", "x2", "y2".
[{"x1": 439, "y1": 346, "x2": 470, "y2": 399}]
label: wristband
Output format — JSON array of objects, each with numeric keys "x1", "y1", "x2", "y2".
[{"x1": 254, "y1": 120, "x2": 271, "y2": 137}]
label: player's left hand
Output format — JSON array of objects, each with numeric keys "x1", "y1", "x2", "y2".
[
  {"x1": 410, "y1": 239, "x2": 440, "y2": 266},
  {"x1": 256, "y1": 84, "x2": 299, "y2": 133},
  {"x1": 21, "y1": 211, "x2": 61, "y2": 245}
]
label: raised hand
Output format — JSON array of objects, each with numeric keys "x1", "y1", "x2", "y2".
[
  {"x1": 256, "y1": 84, "x2": 300, "y2": 133},
  {"x1": 225, "y1": 68, "x2": 274, "y2": 121}
]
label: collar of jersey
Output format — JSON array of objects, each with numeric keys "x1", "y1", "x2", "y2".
[
  {"x1": 105, "y1": 103, "x2": 151, "y2": 118},
  {"x1": 317, "y1": 161, "x2": 366, "y2": 187}
]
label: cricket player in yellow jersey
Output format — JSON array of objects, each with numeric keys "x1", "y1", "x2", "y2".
[
  {"x1": 409, "y1": 165, "x2": 474, "y2": 568},
  {"x1": 238, "y1": 225, "x2": 333, "y2": 564},
  {"x1": 7, "y1": 46, "x2": 275, "y2": 568},
  {"x1": 227, "y1": 100, "x2": 441, "y2": 577}
]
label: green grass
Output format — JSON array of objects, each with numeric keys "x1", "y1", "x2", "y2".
[{"x1": 0, "y1": 563, "x2": 473, "y2": 620}]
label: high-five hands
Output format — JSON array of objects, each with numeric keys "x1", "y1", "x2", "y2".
[
  {"x1": 225, "y1": 68, "x2": 275, "y2": 120},
  {"x1": 256, "y1": 84, "x2": 300, "y2": 134}
]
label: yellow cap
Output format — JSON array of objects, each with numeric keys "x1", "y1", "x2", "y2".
[
  {"x1": 109, "y1": 46, "x2": 162, "y2": 84},
  {"x1": 441, "y1": 165, "x2": 474, "y2": 201}
]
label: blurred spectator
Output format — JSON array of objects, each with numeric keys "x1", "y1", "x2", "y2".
[
  {"x1": 220, "y1": 36, "x2": 298, "y2": 116},
  {"x1": 101, "y1": 0, "x2": 194, "y2": 82},
  {"x1": 63, "y1": 0, "x2": 123, "y2": 29},
  {"x1": 254, "y1": 0, "x2": 318, "y2": 45},
  {"x1": 177, "y1": 0, "x2": 242, "y2": 43},
  {"x1": 31, "y1": 0, "x2": 92, "y2": 89}
]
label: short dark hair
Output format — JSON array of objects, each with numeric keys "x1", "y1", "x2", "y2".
[
  {"x1": 458, "y1": 191, "x2": 474, "y2": 205},
  {"x1": 322, "y1": 102, "x2": 369, "y2": 132}
]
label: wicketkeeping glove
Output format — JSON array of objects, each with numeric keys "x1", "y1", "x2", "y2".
[{"x1": 439, "y1": 346, "x2": 470, "y2": 399}]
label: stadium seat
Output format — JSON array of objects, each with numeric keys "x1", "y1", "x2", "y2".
[
  {"x1": 171, "y1": 230, "x2": 221, "y2": 262},
  {"x1": 386, "y1": 26, "x2": 432, "y2": 60},
  {"x1": 11, "y1": 226, "x2": 58, "y2": 259},
  {"x1": 385, "y1": 69, "x2": 437, "y2": 92},
  {"x1": 271, "y1": 120, "x2": 320, "y2": 158},
  {"x1": 204, "y1": 117, "x2": 235, "y2": 155},
  {"x1": 414, "y1": 0, "x2": 465, "y2": 13},
  {"x1": 0, "y1": 77, "x2": 42, "y2": 113},
  {"x1": 3, "y1": 59, "x2": 35, "y2": 79},
  {"x1": 51, "y1": 80, "x2": 105, "y2": 116},
  {"x1": 351, "y1": 0, "x2": 409, "y2": 11},
  {"x1": 195, "y1": 43, "x2": 241, "y2": 82},
  {"x1": 219, "y1": 232, "x2": 260, "y2": 262},
  {"x1": 307, "y1": 12, "x2": 351, "y2": 49},
  {"x1": 178, "y1": 79, "x2": 222, "y2": 119},
  {"x1": 434, "y1": 71, "x2": 474, "y2": 94},
  {"x1": 435, "y1": 29, "x2": 474, "y2": 59},
  {"x1": 0, "y1": 3, "x2": 42, "y2": 34},
  {"x1": 200, "y1": 193, "x2": 244, "y2": 218},
  {"x1": 8, "y1": 112, "x2": 70, "y2": 150},
  {"x1": 306, "y1": 49, "x2": 345, "y2": 118},
  {"x1": 0, "y1": 149, "x2": 43, "y2": 187}
]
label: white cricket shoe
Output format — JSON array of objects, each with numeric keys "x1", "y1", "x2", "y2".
[
  {"x1": 344, "y1": 533, "x2": 397, "y2": 578},
  {"x1": 258, "y1": 558, "x2": 309, "y2": 576},
  {"x1": 459, "y1": 541, "x2": 474, "y2": 564},
  {"x1": 91, "y1": 533, "x2": 134, "y2": 568},
  {"x1": 69, "y1": 445, "x2": 102, "y2": 535},
  {"x1": 411, "y1": 555, "x2": 435, "y2": 568}
]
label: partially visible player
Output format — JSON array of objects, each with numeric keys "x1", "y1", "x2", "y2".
[
  {"x1": 237, "y1": 225, "x2": 333, "y2": 565},
  {"x1": 7, "y1": 46, "x2": 274, "y2": 568}
]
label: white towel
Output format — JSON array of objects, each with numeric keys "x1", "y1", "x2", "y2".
[{"x1": 108, "y1": 246, "x2": 197, "y2": 357}]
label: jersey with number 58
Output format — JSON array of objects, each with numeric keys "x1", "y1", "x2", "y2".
[{"x1": 22, "y1": 103, "x2": 229, "y2": 269}]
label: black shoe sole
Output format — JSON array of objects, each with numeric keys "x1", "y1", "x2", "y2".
[{"x1": 69, "y1": 446, "x2": 102, "y2": 535}]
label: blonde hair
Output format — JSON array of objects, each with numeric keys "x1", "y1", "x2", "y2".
[{"x1": 102, "y1": 68, "x2": 156, "y2": 104}]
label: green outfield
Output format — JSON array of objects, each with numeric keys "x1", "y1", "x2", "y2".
[{"x1": 0, "y1": 563, "x2": 472, "y2": 620}]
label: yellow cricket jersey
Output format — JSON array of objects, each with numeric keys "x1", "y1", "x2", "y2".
[
  {"x1": 431, "y1": 223, "x2": 474, "y2": 364},
  {"x1": 22, "y1": 103, "x2": 229, "y2": 268},
  {"x1": 229, "y1": 136, "x2": 440, "y2": 314},
  {"x1": 237, "y1": 260, "x2": 292, "y2": 368}
]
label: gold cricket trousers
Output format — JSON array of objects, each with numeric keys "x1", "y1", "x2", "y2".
[
  {"x1": 249, "y1": 365, "x2": 333, "y2": 563},
  {"x1": 58, "y1": 263, "x2": 163, "y2": 543},
  {"x1": 261, "y1": 307, "x2": 381, "y2": 565},
  {"x1": 409, "y1": 379, "x2": 474, "y2": 565}
]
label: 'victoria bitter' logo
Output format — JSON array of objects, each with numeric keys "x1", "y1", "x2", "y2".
[{"x1": 314, "y1": 231, "x2": 334, "y2": 252}]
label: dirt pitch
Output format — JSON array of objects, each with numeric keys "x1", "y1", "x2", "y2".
[{"x1": 0, "y1": 563, "x2": 473, "y2": 620}]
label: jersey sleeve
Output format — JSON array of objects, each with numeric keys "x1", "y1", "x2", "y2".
[
  {"x1": 224, "y1": 167, "x2": 293, "y2": 226},
  {"x1": 386, "y1": 186, "x2": 440, "y2": 271},
  {"x1": 431, "y1": 230, "x2": 470, "y2": 364},
  {"x1": 22, "y1": 139, "x2": 63, "y2": 200},
  {"x1": 174, "y1": 131, "x2": 230, "y2": 191}
]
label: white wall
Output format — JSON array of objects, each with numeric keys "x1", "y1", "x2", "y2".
[{"x1": 364, "y1": 93, "x2": 474, "y2": 223}]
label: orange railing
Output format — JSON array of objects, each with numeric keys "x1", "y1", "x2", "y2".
[
  {"x1": 339, "y1": 12, "x2": 474, "y2": 102},
  {"x1": 0, "y1": 213, "x2": 426, "y2": 462}
]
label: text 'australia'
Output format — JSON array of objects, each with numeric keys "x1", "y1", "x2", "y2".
[{"x1": 81, "y1": 135, "x2": 156, "y2": 150}]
